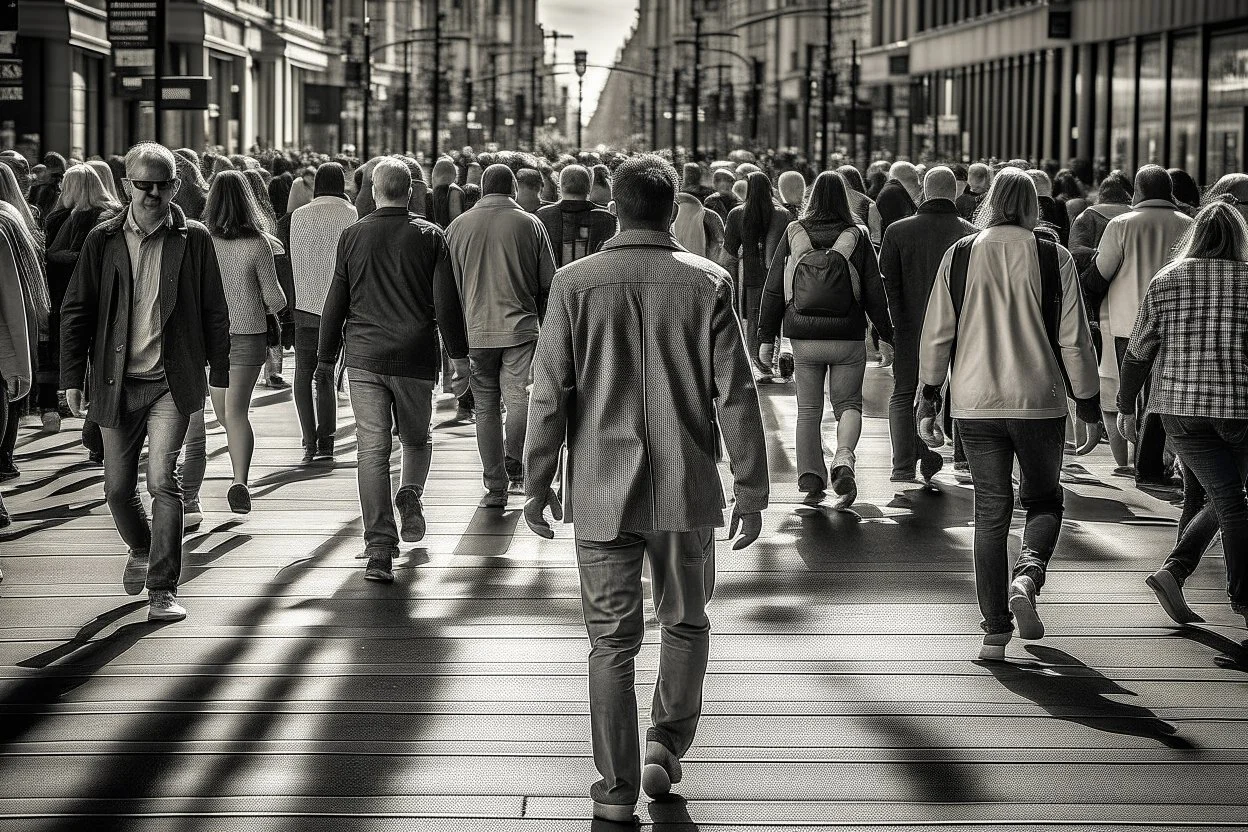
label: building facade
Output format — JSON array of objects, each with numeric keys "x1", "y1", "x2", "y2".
[{"x1": 860, "y1": 0, "x2": 1248, "y2": 184}]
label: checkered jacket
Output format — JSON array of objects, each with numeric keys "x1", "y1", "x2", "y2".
[{"x1": 1122, "y1": 258, "x2": 1248, "y2": 418}]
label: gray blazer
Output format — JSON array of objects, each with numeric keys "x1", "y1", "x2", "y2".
[{"x1": 524, "y1": 229, "x2": 769, "y2": 543}]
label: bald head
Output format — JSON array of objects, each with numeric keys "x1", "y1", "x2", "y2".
[
  {"x1": 1134, "y1": 164, "x2": 1173, "y2": 204},
  {"x1": 482, "y1": 163, "x2": 516, "y2": 196},
  {"x1": 559, "y1": 164, "x2": 591, "y2": 199},
  {"x1": 432, "y1": 157, "x2": 457, "y2": 186},
  {"x1": 923, "y1": 166, "x2": 957, "y2": 202}
]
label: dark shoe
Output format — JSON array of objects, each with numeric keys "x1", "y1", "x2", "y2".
[
  {"x1": 266, "y1": 375, "x2": 290, "y2": 389},
  {"x1": 0, "y1": 461, "x2": 18, "y2": 483},
  {"x1": 1009, "y1": 575, "x2": 1044, "y2": 640},
  {"x1": 364, "y1": 551, "x2": 394, "y2": 583},
  {"x1": 797, "y1": 473, "x2": 825, "y2": 505},
  {"x1": 504, "y1": 456, "x2": 524, "y2": 494},
  {"x1": 454, "y1": 406, "x2": 475, "y2": 423},
  {"x1": 1111, "y1": 465, "x2": 1137, "y2": 479},
  {"x1": 301, "y1": 447, "x2": 316, "y2": 464},
  {"x1": 88, "y1": 450, "x2": 104, "y2": 466},
  {"x1": 479, "y1": 491, "x2": 507, "y2": 509},
  {"x1": 778, "y1": 352, "x2": 794, "y2": 380},
  {"x1": 592, "y1": 802, "x2": 636, "y2": 823},
  {"x1": 642, "y1": 740, "x2": 682, "y2": 799},
  {"x1": 920, "y1": 450, "x2": 944, "y2": 484},
  {"x1": 890, "y1": 472, "x2": 919, "y2": 483},
  {"x1": 0, "y1": 502, "x2": 10, "y2": 529},
  {"x1": 122, "y1": 550, "x2": 150, "y2": 595},
  {"x1": 227, "y1": 483, "x2": 252, "y2": 515},
  {"x1": 395, "y1": 485, "x2": 426, "y2": 543},
  {"x1": 314, "y1": 444, "x2": 335, "y2": 462},
  {"x1": 1146, "y1": 568, "x2": 1203, "y2": 625}
]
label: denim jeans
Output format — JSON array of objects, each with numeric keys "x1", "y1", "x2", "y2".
[
  {"x1": 294, "y1": 311, "x2": 336, "y2": 453},
  {"x1": 742, "y1": 284, "x2": 763, "y2": 363},
  {"x1": 575, "y1": 528, "x2": 716, "y2": 808},
  {"x1": 179, "y1": 406, "x2": 206, "y2": 506},
  {"x1": 957, "y1": 418, "x2": 1066, "y2": 634},
  {"x1": 1163, "y1": 461, "x2": 1220, "y2": 585},
  {"x1": 888, "y1": 331, "x2": 923, "y2": 478},
  {"x1": 468, "y1": 341, "x2": 535, "y2": 493},
  {"x1": 1161, "y1": 415, "x2": 1248, "y2": 606},
  {"x1": 1115, "y1": 337, "x2": 1169, "y2": 482},
  {"x1": 347, "y1": 368, "x2": 434, "y2": 551},
  {"x1": 100, "y1": 386, "x2": 190, "y2": 592},
  {"x1": 790, "y1": 338, "x2": 866, "y2": 485}
]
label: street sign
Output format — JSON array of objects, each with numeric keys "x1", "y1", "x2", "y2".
[
  {"x1": 114, "y1": 48, "x2": 155, "y2": 69},
  {"x1": 0, "y1": 56, "x2": 19, "y2": 102},
  {"x1": 140, "y1": 76, "x2": 209, "y2": 109},
  {"x1": 107, "y1": 0, "x2": 164, "y2": 50}
]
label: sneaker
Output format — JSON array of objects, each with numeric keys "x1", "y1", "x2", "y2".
[
  {"x1": 40, "y1": 410, "x2": 61, "y2": 433},
  {"x1": 227, "y1": 483, "x2": 252, "y2": 515},
  {"x1": 592, "y1": 802, "x2": 637, "y2": 823},
  {"x1": 183, "y1": 501, "x2": 203, "y2": 530},
  {"x1": 364, "y1": 551, "x2": 394, "y2": 583},
  {"x1": 953, "y1": 461, "x2": 973, "y2": 484},
  {"x1": 1111, "y1": 465, "x2": 1137, "y2": 479},
  {"x1": 1009, "y1": 575, "x2": 1044, "y2": 640},
  {"x1": 829, "y1": 450, "x2": 857, "y2": 511},
  {"x1": 778, "y1": 352, "x2": 794, "y2": 380},
  {"x1": 313, "y1": 446, "x2": 335, "y2": 462},
  {"x1": 919, "y1": 450, "x2": 944, "y2": 485},
  {"x1": 267, "y1": 375, "x2": 290, "y2": 389},
  {"x1": 1146, "y1": 568, "x2": 1202, "y2": 625},
  {"x1": 479, "y1": 491, "x2": 507, "y2": 509},
  {"x1": 88, "y1": 450, "x2": 104, "y2": 466},
  {"x1": 979, "y1": 631, "x2": 1011, "y2": 661},
  {"x1": 122, "y1": 550, "x2": 149, "y2": 595},
  {"x1": 57, "y1": 391, "x2": 73, "y2": 419},
  {"x1": 642, "y1": 740, "x2": 682, "y2": 799},
  {"x1": 395, "y1": 486, "x2": 426, "y2": 543},
  {"x1": 147, "y1": 590, "x2": 187, "y2": 621},
  {"x1": 797, "y1": 473, "x2": 825, "y2": 505}
]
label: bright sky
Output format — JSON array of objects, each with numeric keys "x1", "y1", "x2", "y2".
[{"x1": 537, "y1": 0, "x2": 641, "y2": 125}]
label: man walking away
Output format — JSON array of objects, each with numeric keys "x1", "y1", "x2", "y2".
[
  {"x1": 957, "y1": 162, "x2": 990, "y2": 222},
  {"x1": 60, "y1": 142, "x2": 231, "y2": 622},
  {"x1": 703, "y1": 168, "x2": 739, "y2": 222},
  {"x1": 524, "y1": 154, "x2": 769, "y2": 824},
  {"x1": 317, "y1": 158, "x2": 464, "y2": 583},
  {"x1": 445, "y1": 163, "x2": 556, "y2": 507},
  {"x1": 536, "y1": 165, "x2": 617, "y2": 268},
  {"x1": 868, "y1": 161, "x2": 920, "y2": 245}
]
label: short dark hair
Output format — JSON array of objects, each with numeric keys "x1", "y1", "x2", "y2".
[
  {"x1": 482, "y1": 163, "x2": 516, "y2": 196},
  {"x1": 516, "y1": 168, "x2": 543, "y2": 190},
  {"x1": 612, "y1": 154, "x2": 677, "y2": 225},
  {"x1": 1135, "y1": 164, "x2": 1173, "y2": 203}
]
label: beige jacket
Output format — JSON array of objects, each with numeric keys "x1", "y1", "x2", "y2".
[
  {"x1": 919, "y1": 225, "x2": 1099, "y2": 419},
  {"x1": 1094, "y1": 199, "x2": 1193, "y2": 338}
]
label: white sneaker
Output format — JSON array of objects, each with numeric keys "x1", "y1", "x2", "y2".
[
  {"x1": 148, "y1": 590, "x2": 187, "y2": 621},
  {"x1": 1009, "y1": 576, "x2": 1045, "y2": 640},
  {"x1": 979, "y1": 631, "x2": 1011, "y2": 661}
]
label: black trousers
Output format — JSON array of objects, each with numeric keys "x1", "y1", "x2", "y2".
[{"x1": 1115, "y1": 337, "x2": 1170, "y2": 483}]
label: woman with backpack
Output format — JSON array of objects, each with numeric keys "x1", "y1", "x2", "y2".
[
  {"x1": 917, "y1": 167, "x2": 1101, "y2": 661},
  {"x1": 724, "y1": 171, "x2": 792, "y2": 375},
  {"x1": 757, "y1": 171, "x2": 893, "y2": 510}
]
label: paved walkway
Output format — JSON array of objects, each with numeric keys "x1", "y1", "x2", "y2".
[{"x1": 1, "y1": 362, "x2": 1246, "y2": 831}]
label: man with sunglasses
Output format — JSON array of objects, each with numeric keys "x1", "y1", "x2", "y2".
[{"x1": 60, "y1": 142, "x2": 231, "y2": 622}]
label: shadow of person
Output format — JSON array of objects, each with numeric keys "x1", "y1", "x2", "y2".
[
  {"x1": 1176, "y1": 626, "x2": 1248, "y2": 673},
  {"x1": 646, "y1": 793, "x2": 702, "y2": 831},
  {"x1": 982, "y1": 644, "x2": 1196, "y2": 750}
]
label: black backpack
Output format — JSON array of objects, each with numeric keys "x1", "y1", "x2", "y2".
[
  {"x1": 782, "y1": 222, "x2": 864, "y2": 317},
  {"x1": 947, "y1": 231, "x2": 1072, "y2": 395}
]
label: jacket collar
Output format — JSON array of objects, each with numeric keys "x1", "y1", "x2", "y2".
[
  {"x1": 601, "y1": 229, "x2": 681, "y2": 251},
  {"x1": 1134, "y1": 198, "x2": 1180, "y2": 211},
  {"x1": 917, "y1": 198, "x2": 958, "y2": 215},
  {"x1": 369, "y1": 206, "x2": 411, "y2": 217},
  {"x1": 102, "y1": 202, "x2": 188, "y2": 237},
  {"x1": 476, "y1": 193, "x2": 522, "y2": 209}
]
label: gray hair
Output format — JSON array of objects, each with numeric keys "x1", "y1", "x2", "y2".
[
  {"x1": 975, "y1": 167, "x2": 1039, "y2": 231},
  {"x1": 923, "y1": 166, "x2": 957, "y2": 202},
  {"x1": 968, "y1": 163, "x2": 991, "y2": 190},
  {"x1": 123, "y1": 142, "x2": 177, "y2": 180},
  {"x1": 371, "y1": 157, "x2": 412, "y2": 202}
]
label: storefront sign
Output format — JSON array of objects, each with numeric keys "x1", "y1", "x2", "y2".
[
  {"x1": 140, "y1": 76, "x2": 209, "y2": 110},
  {"x1": 0, "y1": 56, "x2": 19, "y2": 102},
  {"x1": 108, "y1": 0, "x2": 165, "y2": 64}
]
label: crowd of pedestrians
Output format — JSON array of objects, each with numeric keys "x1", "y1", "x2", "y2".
[{"x1": 0, "y1": 137, "x2": 1246, "y2": 827}]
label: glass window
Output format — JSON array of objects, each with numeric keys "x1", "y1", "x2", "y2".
[
  {"x1": 1169, "y1": 34, "x2": 1200, "y2": 175},
  {"x1": 1094, "y1": 43, "x2": 1110, "y2": 175},
  {"x1": 1109, "y1": 40, "x2": 1135, "y2": 171},
  {"x1": 1137, "y1": 38, "x2": 1163, "y2": 165},
  {"x1": 1207, "y1": 29, "x2": 1248, "y2": 184}
]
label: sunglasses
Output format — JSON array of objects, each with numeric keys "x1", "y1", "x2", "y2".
[{"x1": 124, "y1": 179, "x2": 176, "y2": 193}]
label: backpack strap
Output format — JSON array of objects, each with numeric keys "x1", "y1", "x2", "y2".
[
  {"x1": 946, "y1": 232, "x2": 978, "y2": 374},
  {"x1": 1035, "y1": 233, "x2": 1074, "y2": 396},
  {"x1": 830, "y1": 225, "x2": 863, "y2": 306},
  {"x1": 782, "y1": 222, "x2": 814, "y2": 303}
]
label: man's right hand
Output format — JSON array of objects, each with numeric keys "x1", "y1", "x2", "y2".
[
  {"x1": 916, "y1": 386, "x2": 945, "y2": 448},
  {"x1": 524, "y1": 488, "x2": 564, "y2": 539},
  {"x1": 65, "y1": 389, "x2": 86, "y2": 418}
]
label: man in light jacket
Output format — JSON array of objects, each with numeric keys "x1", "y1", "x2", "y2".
[
  {"x1": 523, "y1": 154, "x2": 768, "y2": 823},
  {"x1": 444, "y1": 164, "x2": 557, "y2": 507}
]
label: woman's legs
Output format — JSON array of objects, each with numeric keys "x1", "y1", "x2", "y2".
[
  {"x1": 179, "y1": 405, "x2": 207, "y2": 508},
  {"x1": 210, "y1": 364, "x2": 263, "y2": 486},
  {"x1": 955, "y1": 418, "x2": 1017, "y2": 635},
  {"x1": 789, "y1": 340, "x2": 830, "y2": 492}
]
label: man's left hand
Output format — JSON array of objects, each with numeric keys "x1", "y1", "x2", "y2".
[
  {"x1": 728, "y1": 507, "x2": 763, "y2": 550},
  {"x1": 524, "y1": 488, "x2": 564, "y2": 539}
]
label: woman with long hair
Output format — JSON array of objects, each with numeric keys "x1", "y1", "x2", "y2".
[
  {"x1": 0, "y1": 163, "x2": 43, "y2": 243},
  {"x1": 171, "y1": 154, "x2": 208, "y2": 221},
  {"x1": 1167, "y1": 168, "x2": 1201, "y2": 216},
  {"x1": 201, "y1": 170, "x2": 287, "y2": 514},
  {"x1": 723, "y1": 170, "x2": 792, "y2": 375},
  {"x1": 1205, "y1": 173, "x2": 1248, "y2": 226},
  {"x1": 918, "y1": 167, "x2": 1100, "y2": 659},
  {"x1": 757, "y1": 171, "x2": 893, "y2": 508},
  {"x1": 86, "y1": 160, "x2": 121, "y2": 202},
  {"x1": 1118, "y1": 200, "x2": 1248, "y2": 628},
  {"x1": 0, "y1": 200, "x2": 50, "y2": 485}
]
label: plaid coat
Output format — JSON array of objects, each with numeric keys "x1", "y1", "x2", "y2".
[
  {"x1": 1120, "y1": 258, "x2": 1248, "y2": 418},
  {"x1": 524, "y1": 229, "x2": 770, "y2": 543}
]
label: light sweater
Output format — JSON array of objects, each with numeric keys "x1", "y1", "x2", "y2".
[
  {"x1": 289, "y1": 196, "x2": 358, "y2": 315},
  {"x1": 1094, "y1": 200, "x2": 1193, "y2": 338},
  {"x1": 919, "y1": 225, "x2": 1099, "y2": 419},
  {"x1": 211, "y1": 234, "x2": 287, "y2": 335},
  {"x1": 0, "y1": 233, "x2": 31, "y2": 401}
]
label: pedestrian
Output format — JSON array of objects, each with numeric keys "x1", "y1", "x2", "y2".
[
  {"x1": 29, "y1": 152, "x2": 66, "y2": 226},
  {"x1": 956, "y1": 162, "x2": 990, "y2": 222},
  {"x1": 1117, "y1": 200, "x2": 1248, "y2": 628},
  {"x1": 60, "y1": 142, "x2": 231, "y2": 622},
  {"x1": 1085, "y1": 165, "x2": 1193, "y2": 488},
  {"x1": 445, "y1": 163, "x2": 556, "y2": 507},
  {"x1": 868, "y1": 160, "x2": 920, "y2": 245},
  {"x1": 835, "y1": 164, "x2": 875, "y2": 226},
  {"x1": 1205, "y1": 173, "x2": 1248, "y2": 226},
  {"x1": 672, "y1": 191, "x2": 725, "y2": 261},
  {"x1": 0, "y1": 163, "x2": 43, "y2": 241},
  {"x1": 289, "y1": 162, "x2": 356, "y2": 463},
  {"x1": 86, "y1": 159, "x2": 121, "y2": 203},
  {"x1": 917, "y1": 167, "x2": 1101, "y2": 660},
  {"x1": 1167, "y1": 168, "x2": 1201, "y2": 216},
  {"x1": 758, "y1": 170, "x2": 893, "y2": 508},
  {"x1": 522, "y1": 153, "x2": 768, "y2": 824},
  {"x1": 317, "y1": 158, "x2": 463, "y2": 582},
  {"x1": 243, "y1": 167, "x2": 291, "y2": 389},
  {"x1": 536, "y1": 164, "x2": 618, "y2": 267},
  {"x1": 172, "y1": 154, "x2": 208, "y2": 221},
  {"x1": 515, "y1": 168, "x2": 544, "y2": 214},
  {"x1": 723, "y1": 170, "x2": 790, "y2": 375},
  {"x1": 681, "y1": 162, "x2": 714, "y2": 202},
  {"x1": 1029, "y1": 168, "x2": 1069, "y2": 245},
  {"x1": 703, "y1": 168, "x2": 740, "y2": 221},
  {"x1": 589, "y1": 164, "x2": 612, "y2": 207},
  {"x1": 204, "y1": 169, "x2": 288, "y2": 514},
  {"x1": 778, "y1": 170, "x2": 806, "y2": 220},
  {"x1": 431, "y1": 157, "x2": 466, "y2": 229},
  {"x1": 1054, "y1": 169, "x2": 1089, "y2": 224},
  {"x1": 878, "y1": 165, "x2": 976, "y2": 485}
]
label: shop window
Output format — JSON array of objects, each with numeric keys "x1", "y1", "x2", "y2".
[
  {"x1": 1206, "y1": 29, "x2": 1248, "y2": 184},
  {"x1": 1137, "y1": 38, "x2": 1163, "y2": 165},
  {"x1": 1169, "y1": 33, "x2": 1200, "y2": 176},
  {"x1": 1108, "y1": 40, "x2": 1134, "y2": 172}
]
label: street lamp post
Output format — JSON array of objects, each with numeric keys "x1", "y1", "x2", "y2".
[
  {"x1": 363, "y1": 14, "x2": 372, "y2": 159},
  {"x1": 651, "y1": 47, "x2": 661, "y2": 150},
  {"x1": 431, "y1": 5, "x2": 443, "y2": 157},
  {"x1": 574, "y1": 50, "x2": 587, "y2": 150},
  {"x1": 821, "y1": 0, "x2": 833, "y2": 169},
  {"x1": 691, "y1": 12, "x2": 703, "y2": 160}
]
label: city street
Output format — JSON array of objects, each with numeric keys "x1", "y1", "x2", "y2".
[{"x1": 1, "y1": 361, "x2": 1245, "y2": 830}]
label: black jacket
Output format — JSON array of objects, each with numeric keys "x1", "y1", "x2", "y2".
[
  {"x1": 757, "y1": 219, "x2": 893, "y2": 344},
  {"x1": 955, "y1": 188, "x2": 984, "y2": 222},
  {"x1": 318, "y1": 207, "x2": 464, "y2": 378},
  {"x1": 59, "y1": 204, "x2": 231, "y2": 428},
  {"x1": 874, "y1": 179, "x2": 918, "y2": 238},
  {"x1": 878, "y1": 199, "x2": 977, "y2": 337},
  {"x1": 535, "y1": 199, "x2": 618, "y2": 267}
]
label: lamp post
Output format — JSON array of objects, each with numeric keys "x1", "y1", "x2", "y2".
[
  {"x1": 431, "y1": 5, "x2": 443, "y2": 157},
  {"x1": 691, "y1": 11, "x2": 703, "y2": 160},
  {"x1": 574, "y1": 50, "x2": 587, "y2": 150}
]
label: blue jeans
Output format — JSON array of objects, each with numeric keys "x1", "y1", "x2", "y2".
[
  {"x1": 957, "y1": 418, "x2": 1066, "y2": 634},
  {"x1": 791, "y1": 338, "x2": 866, "y2": 484},
  {"x1": 468, "y1": 341, "x2": 535, "y2": 493},
  {"x1": 576, "y1": 529, "x2": 716, "y2": 808},
  {"x1": 1161, "y1": 415, "x2": 1248, "y2": 607},
  {"x1": 100, "y1": 387, "x2": 190, "y2": 592},
  {"x1": 348, "y1": 368, "x2": 434, "y2": 551},
  {"x1": 888, "y1": 331, "x2": 924, "y2": 478},
  {"x1": 179, "y1": 406, "x2": 206, "y2": 506},
  {"x1": 1163, "y1": 460, "x2": 1221, "y2": 585}
]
